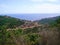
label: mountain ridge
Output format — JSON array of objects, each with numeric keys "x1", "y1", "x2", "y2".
[{"x1": 35, "y1": 16, "x2": 60, "y2": 24}]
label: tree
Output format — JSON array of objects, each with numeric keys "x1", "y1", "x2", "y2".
[
  {"x1": 24, "y1": 33, "x2": 41, "y2": 45},
  {"x1": 0, "y1": 26, "x2": 7, "y2": 45},
  {"x1": 51, "y1": 18, "x2": 60, "y2": 45},
  {"x1": 56, "y1": 18, "x2": 60, "y2": 45}
]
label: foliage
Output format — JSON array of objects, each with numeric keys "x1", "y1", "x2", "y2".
[
  {"x1": 0, "y1": 16, "x2": 24, "y2": 28},
  {"x1": 24, "y1": 33, "x2": 41, "y2": 45},
  {"x1": 0, "y1": 15, "x2": 60, "y2": 45}
]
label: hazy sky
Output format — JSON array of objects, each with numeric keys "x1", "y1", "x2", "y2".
[{"x1": 0, "y1": 0, "x2": 60, "y2": 14}]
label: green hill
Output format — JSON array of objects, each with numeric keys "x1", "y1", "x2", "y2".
[
  {"x1": 37, "y1": 16, "x2": 60, "y2": 24},
  {"x1": 0, "y1": 15, "x2": 60, "y2": 45},
  {"x1": 0, "y1": 15, "x2": 25, "y2": 28}
]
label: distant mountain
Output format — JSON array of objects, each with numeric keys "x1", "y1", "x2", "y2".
[
  {"x1": 36, "y1": 16, "x2": 60, "y2": 24},
  {"x1": 0, "y1": 15, "x2": 25, "y2": 28}
]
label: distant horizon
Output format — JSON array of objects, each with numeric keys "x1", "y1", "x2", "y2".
[
  {"x1": 0, "y1": 13, "x2": 60, "y2": 14},
  {"x1": 0, "y1": 14, "x2": 60, "y2": 21}
]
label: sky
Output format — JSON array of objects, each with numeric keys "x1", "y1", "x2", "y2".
[{"x1": 0, "y1": 0, "x2": 60, "y2": 14}]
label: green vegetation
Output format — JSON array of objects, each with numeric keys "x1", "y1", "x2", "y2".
[
  {"x1": 0, "y1": 15, "x2": 60, "y2": 45},
  {"x1": 0, "y1": 15, "x2": 24, "y2": 28},
  {"x1": 54, "y1": 18, "x2": 60, "y2": 45},
  {"x1": 38, "y1": 16, "x2": 60, "y2": 24}
]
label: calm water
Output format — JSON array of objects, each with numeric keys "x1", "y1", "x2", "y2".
[{"x1": 0, "y1": 14, "x2": 60, "y2": 21}]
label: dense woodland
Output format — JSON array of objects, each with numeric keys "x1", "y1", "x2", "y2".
[
  {"x1": 0, "y1": 15, "x2": 60, "y2": 45},
  {"x1": 0, "y1": 16, "x2": 25, "y2": 28}
]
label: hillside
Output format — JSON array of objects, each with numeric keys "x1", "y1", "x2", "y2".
[
  {"x1": 0, "y1": 15, "x2": 40, "y2": 29},
  {"x1": 0, "y1": 15, "x2": 25, "y2": 28},
  {"x1": 36, "y1": 16, "x2": 60, "y2": 24},
  {"x1": 0, "y1": 15, "x2": 60, "y2": 45}
]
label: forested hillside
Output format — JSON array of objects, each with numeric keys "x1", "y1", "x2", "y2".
[
  {"x1": 0, "y1": 15, "x2": 60, "y2": 45},
  {"x1": 37, "y1": 16, "x2": 60, "y2": 24},
  {"x1": 0, "y1": 15, "x2": 25, "y2": 28}
]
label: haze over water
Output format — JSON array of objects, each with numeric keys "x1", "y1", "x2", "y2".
[
  {"x1": 1, "y1": 14, "x2": 60, "y2": 21},
  {"x1": 0, "y1": 0, "x2": 60, "y2": 21}
]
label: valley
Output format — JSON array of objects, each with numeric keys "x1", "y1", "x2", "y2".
[{"x1": 0, "y1": 15, "x2": 60, "y2": 45}]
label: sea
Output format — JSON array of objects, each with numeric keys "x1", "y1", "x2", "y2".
[{"x1": 0, "y1": 13, "x2": 60, "y2": 21}]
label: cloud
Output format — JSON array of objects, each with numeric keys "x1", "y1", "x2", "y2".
[
  {"x1": 0, "y1": 4, "x2": 9, "y2": 8},
  {"x1": 31, "y1": 0, "x2": 43, "y2": 2},
  {"x1": 3, "y1": 4, "x2": 60, "y2": 14},
  {"x1": 31, "y1": 0, "x2": 59, "y2": 2},
  {"x1": 47, "y1": 0, "x2": 59, "y2": 2},
  {"x1": 21, "y1": 4, "x2": 60, "y2": 13},
  {"x1": 0, "y1": 1, "x2": 60, "y2": 14},
  {"x1": 0, "y1": 4, "x2": 16, "y2": 14}
]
